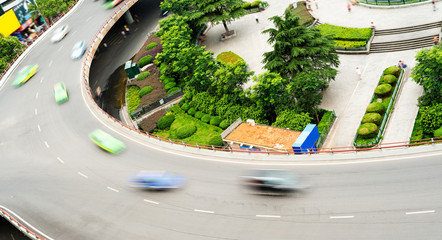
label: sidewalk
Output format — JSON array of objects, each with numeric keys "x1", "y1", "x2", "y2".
[{"x1": 202, "y1": 0, "x2": 438, "y2": 147}]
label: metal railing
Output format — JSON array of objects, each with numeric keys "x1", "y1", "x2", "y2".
[
  {"x1": 0, "y1": 207, "x2": 49, "y2": 240},
  {"x1": 358, "y1": 0, "x2": 429, "y2": 5}
]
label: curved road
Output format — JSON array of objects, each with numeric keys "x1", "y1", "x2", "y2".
[{"x1": 1, "y1": 1, "x2": 442, "y2": 239}]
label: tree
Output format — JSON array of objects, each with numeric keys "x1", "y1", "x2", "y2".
[
  {"x1": 160, "y1": 0, "x2": 194, "y2": 16},
  {"x1": 411, "y1": 45, "x2": 442, "y2": 106},
  {"x1": 190, "y1": 0, "x2": 247, "y2": 35},
  {"x1": 209, "y1": 61, "x2": 253, "y2": 96},
  {"x1": 271, "y1": 110, "x2": 312, "y2": 131},
  {"x1": 186, "y1": 51, "x2": 218, "y2": 92},
  {"x1": 0, "y1": 34, "x2": 24, "y2": 72},
  {"x1": 262, "y1": 8, "x2": 339, "y2": 81},
  {"x1": 28, "y1": 0, "x2": 73, "y2": 21}
]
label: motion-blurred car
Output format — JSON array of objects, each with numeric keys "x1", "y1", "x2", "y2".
[
  {"x1": 71, "y1": 40, "x2": 86, "y2": 60},
  {"x1": 53, "y1": 82, "x2": 68, "y2": 103},
  {"x1": 88, "y1": 129, "x2": 126, "y2": 154},
  {"x1": 12, "y1": 64, "x2": 39, "y2": 87},
  {"x1": 239, "y1": 169, "x2": 301, "y2": 194},
  {"x1": 104, "y1": 0, "x2": 123, "y2": 9},
  {"x1": 129, "y1": 171, "x2": 186, "y2": 190},
  {"x1": 51, "y1": 25, "x2": 69, "y2": 42}
]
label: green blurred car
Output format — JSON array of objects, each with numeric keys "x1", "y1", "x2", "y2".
[
  {"x1": 89, "y1": 129, "x2": 126, "y2": 154},
  {"x1": 53, "y1": 82, "x2": 69, "y2": 103},
  {"x1": 12, "y1": 64, "x2": 39, "y2": 87}
]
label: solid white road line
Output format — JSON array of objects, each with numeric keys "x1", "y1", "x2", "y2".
[
  {"x1": 405, "y1": 210, "x2": 435, "y2": 215},
  {"x1": 57, "y1": 45, "x2": 63, "y2": 52},
  {"x1": 107, "y1": 187, "x2": 119, "y2": 193},
  {"x1": 143, "y1": 199, "x2": 159, "y2": 205},
  {"x1": 48, "y1": 60, "x2": 53, "y2": 67},
  {"x1": 44, "y1": 141, "x2": 49, "y2": 148},
  {"x1": 194, "y1": 209, "x2": 214, "y2": 214},
  {"x1": 256, "y1": 215, "x2": 281, "y2": 218},
  {"x1": 35, "y1": 92, "x2": 39, "y2": 99},
  {"x1": 37, "y1": 124, "x2": 41, "y2": 132},
  {"x1": 56, "y1": 157, "x2": 64, "y2": 164},
  {"x1": 40, "y1": 77, "x2": 44, "y2": 83},
  {"x1": 34, "y1": 108, "x2": 38, "y2": 115},
  {"x1": 329, "y1": 215, "x2": 354, "y2": 219},
  {"x1": 78, "y1": 172, "x2": 88, "y2": 178}
]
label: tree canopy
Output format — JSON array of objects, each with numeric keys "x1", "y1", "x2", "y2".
[
  {"x1": 0, "y1": 34, "x2": 24, "y2": 72},
  {"x1": 28, "y1": 0, "x2": 74, "y2": 20}
]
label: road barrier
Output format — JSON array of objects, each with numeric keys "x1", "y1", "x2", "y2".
[
  {"x1": 81, "y1": 0, "x2": 442, "y2": 156},
  {"x1": 0, "y1": 207, "x2": 50, "y2": 240}
]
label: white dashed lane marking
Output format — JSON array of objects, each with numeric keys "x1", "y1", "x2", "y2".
[
  {"x1": 256, "y1": 215, "x2": 281, "y2": 218},
  {"x1": 194, "y1": 209, "x2": 214, "y2": 214},
  {"x1": 48, "y1": 60, "x2": 53, "y2": 67},
  {"x1": 406, "y1": 210, "x2": 435, "y2": 215},
  {"x1": 34, "y1": 108, "x2": 38, "y2": 115},
  {"x1": 40, "y1": 77, "x2": 44, "y2": 83},
  {"x1": 107, "y1": 187, "x2": 119, "y2": 193},
  {"x1": 329, "y1": 215, "x2": 354, "y2": 219},
  {"x1": 143, "y1": 199, "x2": 159, "y2": 205},
  {"x1": 35, "y1": 92, "x2": 39, "y2": 99},
  {"x1": 44, "y1": 141, "x2": 49, "y2": 148},
  {"x1": 57, "y1": 45, "x2": 63, "y2": 52},
  {"x1": 57, "y1": 157, "x2": 64, "y2": 164},
  {"x1": 86, "y1": 16, "x2": 92, "y2": 22},
  {"x1": 37, "y1": 124, "x2": 41, "y2": 132},
  {"x1": 78, "y1": 172, "x2": 88, "y2": 178}
]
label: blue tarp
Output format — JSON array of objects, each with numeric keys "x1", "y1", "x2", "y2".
[{"x1": 292, "y1": 124, "x2": 319, "y2": 154}]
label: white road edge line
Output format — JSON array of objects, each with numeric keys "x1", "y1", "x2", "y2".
[
  {"x1": 256, "y1": 215, "x2": 281, "y2": 218},
  {"x1": 406, "y1": 210, "x2": 435, "y2": 215},
  {"x1": 56, "y1": 157, "x2": 64, "y2": 164},
  {"x1": 34, "y1": 108, "x2": 37, "y2": 115},
  {"x1": 107, "y1": 187, "x2": 119, "y2": 193},
  {"x1": 329, "y1": 215, "x2": 354, "y2": 219},
  {"x1": 44, "y1": 141, "x2": 49, "y2": 148},
  {"x1": 35, "y1": 92, "x2": 39, "y2": 99},
  {"x1": 37, "y1": 124, "x2": 41, "y2": 132},
  {"x1": 194, "y1": 209, "x2": 214, "y2": 214},
  {"x1": 78, "y1": 172, "x2": 88, "y2": 178},
  {"x1": 143, "y1": 199, "x2": 159, "y2": 205}
]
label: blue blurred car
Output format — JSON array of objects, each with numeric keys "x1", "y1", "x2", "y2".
[
  {"x1": 71, "y1": 40, "x2": 87, "y2": 60},
  {"x1": 129, "y1": 171, "x2": 186, "y2": 190}
]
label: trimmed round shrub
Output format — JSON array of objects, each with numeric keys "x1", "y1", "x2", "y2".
[
  {"x1": 188, "y1": 107, "x2": 196, "y2": 116},
  {"x1": 165, "y1": 82, "x2": 176, "y2": 90},
  {"x1": 167, "y1": 87, "x2": 180, "y2": 94},
  {"x1": 434, "y1": 127, "x2": 442, "y2": 138},
  {"x1": 157, "y1": 114, "x2": 175, "y2": 130},
  {"x1": 362, "y1": 113, "x2": 382, "y2": 124},
  {"x1": 366, "y1": 102, "x2": 385, "y2": 114},
  {"x1": 145, "y1": 42, "x2": 158, "y2": 51},
  {"x1": 357, "y1": 123, "x2": 378, "y2": 139},
  {"x1": 181, "y1": 103, "x2": 190, "y2": 112},
  {"x1": 201, "y1": 114, "x2": 211, "y2": 123},
  {"x1": 379, "y1": 74, "x2": 397, "y2": 85},
  {"x1": 219, "y1": 119, "x2": 230, "y2": 129},
  {"x1": 251, "y1": 0, "x2": 262, "y2": 7},
  {"x1": 136, "y1": 71, "x2": 151, "y2": 80},
  {"x1": 374, "y1": 83, "x2": 393, "y2": 97},
  {"x1": 139, "y1": 86, "x2": 153, "y2": 97},
  {"x1": 194, "y1": 111, "x2": 204, "y2": 119},
  {"x1": 210, "y1": 116, "x2": 222, "y2": 126},
  {"x1": 208, "y1": 135, "x2": 224, "y2": 146},
  {"x1": 383, "y1": 66, "x2": 401, "y2": 77},
  {"x1": 138, "y1": 55, "x2": 153, "y2": 68},
  {"x1": 242, "y1": 2, "x2": 251, "y2": 9},
  {"x1": 162, "y1": 77, "x2": 174, "y2": 84},
  {"x1": 176, "y1": 125, "x2": 197, "y2": 139}
]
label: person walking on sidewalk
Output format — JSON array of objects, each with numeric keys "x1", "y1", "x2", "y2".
[
  {"x1": 356, "y1": 67, "x2": 362, "y2": 80},
  {"x1": 434, "y1": 35, "x2": 439, "y2": 45},
  {"x1": 347, "y1": 3, "x2": 351, "y2": 13},
  {"x1": 255, "y1": 14, "x2": 259, "y2": 23},
  {"x1": 432, "y1": 0, "x2": 436, "y2": 11}
]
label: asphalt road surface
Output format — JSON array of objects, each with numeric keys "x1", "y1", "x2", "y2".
[{"x1": 1, "y1": 0, "x2": 442, "y2": 239}]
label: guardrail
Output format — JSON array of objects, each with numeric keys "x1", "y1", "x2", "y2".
[
  {"x1": 81, "y1": 0, "x2": 442, "y2": 156},
  {"x1": 0, "y1": 207, "x2": 49, "y2": 240},
  {"x1": 358, "y1": 0, "x2": 429, "y2": 5}
]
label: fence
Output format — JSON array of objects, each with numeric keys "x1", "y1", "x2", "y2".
[
  {"x1": 315, "y1": 110, "x2": 336, "y2": 149},
  {"x1": 358, "y1": 0, "x2": 429, "y2": 5},
  {"x1": 0, "y1": 207, "x2": 49, "y2": 240}
]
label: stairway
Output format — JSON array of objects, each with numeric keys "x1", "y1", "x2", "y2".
[{"x1": 370, "y1": 21, "x2": 441, "y2": 53}]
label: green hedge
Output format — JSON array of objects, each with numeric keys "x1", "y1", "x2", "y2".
[
  {"x1": 138, "y1": 55, "x2": 153, "y2": 68},
  {"x1": 157, "y1": 114, "x2": 175, "y2": 130},
  {"x1": 420, "y1": 103, "x2": 442, "y2": 135},
  {"x1": 208, "y1": 135, "x2": 224, "y2": 146},
  {"x1": 216, "y1": 51, "x2": 245, "y2": 65},
  {"x1": 165, "y1": 82, "x2": 176, "y2": 90},
  {"x1": 195, "y1": 111, "x2": 204, "y2": 119},
  {"x1": 201, "y1": 114, "x2": 211, "y2": 123},
  {"x1": 176, "y1": 124, "x2": 197, "y2": 139},
  {"x1": 139, "y1": 86, "x2": 153, "y2": 97},
  {"x1": 357, "y1": 123, "x2": 378, "y2": 139},
  {"x1": 334, "y1": 40, "x2": 367, "y2": 48},
  {"x1": 167, "y1": 87, "x2": 180, "y2": 94},
  {"x1": 383, "y1": 66, "x2": 401, "y2": 77},
  {"x1": 374, "y1": 84, "x2": 393, "y2": 97},
  {"x1": 317, "y1": 24, "x2": 372, "y2": 41},
  {"x1": 137, "y1": 71, "x2": 151, "y2": 80},
  {"x1": 181, "y1": 103, "x2": 190, "y2": 112},
  {"x1": 379, "y1": 74, "x2": 397, "y2": 85},
  {"x1": 362, "y1": 113, "x2": 382, "y2": 124},
  {"x1": 434, "y1": 127, "x2": 442, "y2": 138},
  {"x1": 366, "y1": 102, "x2": 385, "y2": 114},
  {"x1": 210, "y1": 116, "x2": 222, "y2": 126},
  {"x1": 188, "y1": 107, "x2": 196, "y2": 116},
  {"x1": 242, "y1": 2, "x2": 251, "y2": 8},
  {"x1": 145, "y1": 42, "x2": 159, "y2": 51},
  {"x1": 219, "y1": 119, "x2": 230, "y2": 129},
  {"x1": 126, "y1": 86, "x2": 141, "y2": 113}
]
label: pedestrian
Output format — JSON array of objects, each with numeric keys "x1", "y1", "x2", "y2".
[
  {"x1": 356, "y1": 67, "x2": 362, "y2": 80},
  {"x1": 255, "y1": 14, "x2": 259, "y2": 23},
  {"x1": 306, "y1": 0, "x2": 311, "y2": 10},
  {"x1": 370, "y1": 21, "x2": 376, "y2": 30},
  {"x1": 432, "y1": 0, "x2": 436, "y2": 11},
  {"x1": 398, "y1": 60, "x2": 404, "y2": 68},
  {"x1": 124, "y1": 25, "x2": 130, "y2": 33},
  {"x1": 433, "y1": 35, "x2": 439, "y2": 45},
  {"x1": 314, "y1": 0, "x2": 319, "y2": 9},
  {"x1": 347, "y1": 3, "x2": 351, "y2": 13},
  {"x1": 134, "y1": 14, "x2": 139, "y2": 23},
  {"x1": 121, "y1": 30, "x2": 126, "y2": 38}
]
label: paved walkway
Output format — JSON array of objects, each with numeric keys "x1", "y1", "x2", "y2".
[{"x1": 203, "y1": 0, "x2": 441, "y2": 147}]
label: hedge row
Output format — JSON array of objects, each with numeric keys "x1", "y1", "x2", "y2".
[
  {"x1": 137, "y1": 71, "x2": 151, "y2": 80},
  {"x1": 216, "y1": 51, "x2": 245, "y2": 65},
  {"x1": 126, "y1": 86, "x2": 141, "y2": 113},
  {"x1": 139, "y1": 86, "x2": 153, "y2": 97},
  {"x1": 242, "y1": 1, "x2": 264, "y2": 9},
  {"x1": 145, "y1": 42, "x2": 159, "y2": 51},
  {"x1": 180, "y1": 103, "x2": 226, "y2": 128},
  {"x1": 317, "y1": 24, "x2": 372, "y2": 41},
  {"x1": 138, "y1": 55, "x2": 153, "y2": 68},
  {"x1": 334, "y1": 40, "x2": 367, "y2": 48}
]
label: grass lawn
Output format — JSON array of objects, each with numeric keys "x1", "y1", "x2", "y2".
[
  {"x1": 154, "y1": 113, "x2": 223, "y2": 145},
  {"x1": 289, "y1": 1, "x2": 314, "y2": 26}
]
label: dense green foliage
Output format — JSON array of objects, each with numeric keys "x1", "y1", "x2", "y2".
[
  {"x1": 176, "y1": 124, "x2": 197, "y2": 139},
  {"x1": 28, "y1": 0, "x2": 74, "y2": 20},
  {"x1": 219, "y1": 119, "x2": 230, "y2": 129},
  {"x1": 362, "y1": 113, "x2": 382, "y2": 124},
  {"x1": 195, "y1": 111, "x2": 204, "y2": 119},
  {"x1": 157, "y1": 114, "x2": 176, "y2": 130},
  {"x1": 136, "y1": 71, "x2": 151, "y2": 80},
  {"x1": 434, "y1": 127, "x2": 442, "y2": 138},
  {"x1": 139, "y1": 86, "x2": 153, "y2": 97},
  {"x1": 145, "y1": 42, "x2": 159, "y2": 50},
  {"x1": 216, "y1": 51, "x2": 245, "y2": 65},
  {"x1": 208, "y1": 135, "x2": 224, "y2": 146},
  {"x1": 0, "y1": 34, "x2": 24, "y2": 72},
  {"x1": 317, "y1": 24, "x2": 372, "y2": 41},
  {"x1": 288, "y1": 1, "x2": 314, "y2": 26},
  {"x1": 420, "y1": 103, "x2": 442, "y2": 134},
  {"x1": 181, "y1": 103, "x2": 190, "y2": 112},
  {"x1": 383, "y1": 66, "x2": 401, "y2": 76},
  {"x1": 379, "y1": 74, "x2": 397, "y2": 85},
  {"x1": 271, "y1": 110, "x2": 312, "y2": 131},
  {"x1": 334, "y1": 40, "x2": 367, "y2": 48},
  {"x1": 210, "y1": 116, "x2": 222, "y2": 126},
  {"x1": 165, "y1": 82, "x2": 176, "y2": 90},
  {"x1": 357, "y1": 123, "x2": 378, "y2": 139},
  {"x1": 126, "y1": 86, "x2": 141, "y2": 113},
  {"x1": 366, "y1": 102, "x2": 385, "y2": 114},
  {"x1": 411, "y1": 45, "x2": 442, "y2": 106},
  {"x1": 138, "y1": 55, "x2": 153, "y2": 68},
  {"x1": 374, "y1": 83, "x2": 393, "y2": 97},
  {"x1": 167, "y1": 87, "x2": 180, "y2": 94},
  {"x1": 188, "y1": 107, "x2": 196, "y2": 116},
  {"x1": 201, "y1": 114, "x2": 211, "y2": 123}
]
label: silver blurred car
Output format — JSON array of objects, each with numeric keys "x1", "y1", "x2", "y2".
[
  {"x1": 71, "y1": 40, "x2": 87, "y2": 60},
  {"x1": 51, "y1": 25, "x2": 69, "y2": 43},
  {"x1": 239, "y1": 169, "x2": 304, "y2": 195}
]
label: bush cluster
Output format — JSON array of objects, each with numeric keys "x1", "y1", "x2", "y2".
[
  {"x1": 379, "y1": 74, "x2": 397, "y2": 85},
  {"x1": 167, "y1": 87, "x2": 180, "y2": 94},
  {"x1": 216, "y1": 51, "x2": 246, "y2": 65},
  {"x1": 157, "y1": 114, "x2": 175, "y2": 130},
  {"x1": 374, "y1": 84, "x2": 393, "y2": 97},
  {"x1": 176, "y1": 124, "x2": 197, "y2": 139},
  {"x1": 126, "y1": 86, "x2": 141, "y2": 113},
  {"x1": 165, "y1": 82, "x2": 176, "y2": 90},
  {"x1": 195, "y1": 111, "x2": 204, "y2": 119},
  {"x1": 208, "y1": 135, "x2": 224, "y2": 146},
  {"x1": 420, "y1": 103, "x2": 442, "y2": 135},
  {"x1": 136, "y1": 71, "x2": 151, "y2": 80},
  {"x1": 366, "y1": 102, "x2": 385, "y2": 114},
  {"x1": 383, "y1": 66, "x2": 401, "y2": 76},
  {"x1": 357, "y1": 123, "x2": 378, "y2": 139},
  {"x1": 210, "y1": 116, "x2": 221, "y2": 126},
  {"x1": 145, "y1": 42, "x2": 159, "y2": 51},
  {"x1": 334, "y1": 40, "x2": 367, "y2": 48},
  {"x1": 201, "y1": 114, "x2": 211, "y2": 123},
  {"x1": 138, "y1": 55, "x2": 153, "y2": 68},
  {"x1": 139, "y1": 86, "x2": 153, "y2": 97},
  {"x1": 362, "y1": 113, "x2": 382, "y2": 124},
  {"x1": 317, "y1": 24, "x2": 372, "y2": 41},
  {"x1": 219, "y1": 119, "x2": 230, "y2": 129}
]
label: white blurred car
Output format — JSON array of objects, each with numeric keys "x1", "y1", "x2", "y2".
[
  {"x1": 71, "y1": 40, "x2": 87, "y2": 60},
  {"x1": 51, "y1": 25, "x2": 69, "y2": 42}
]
